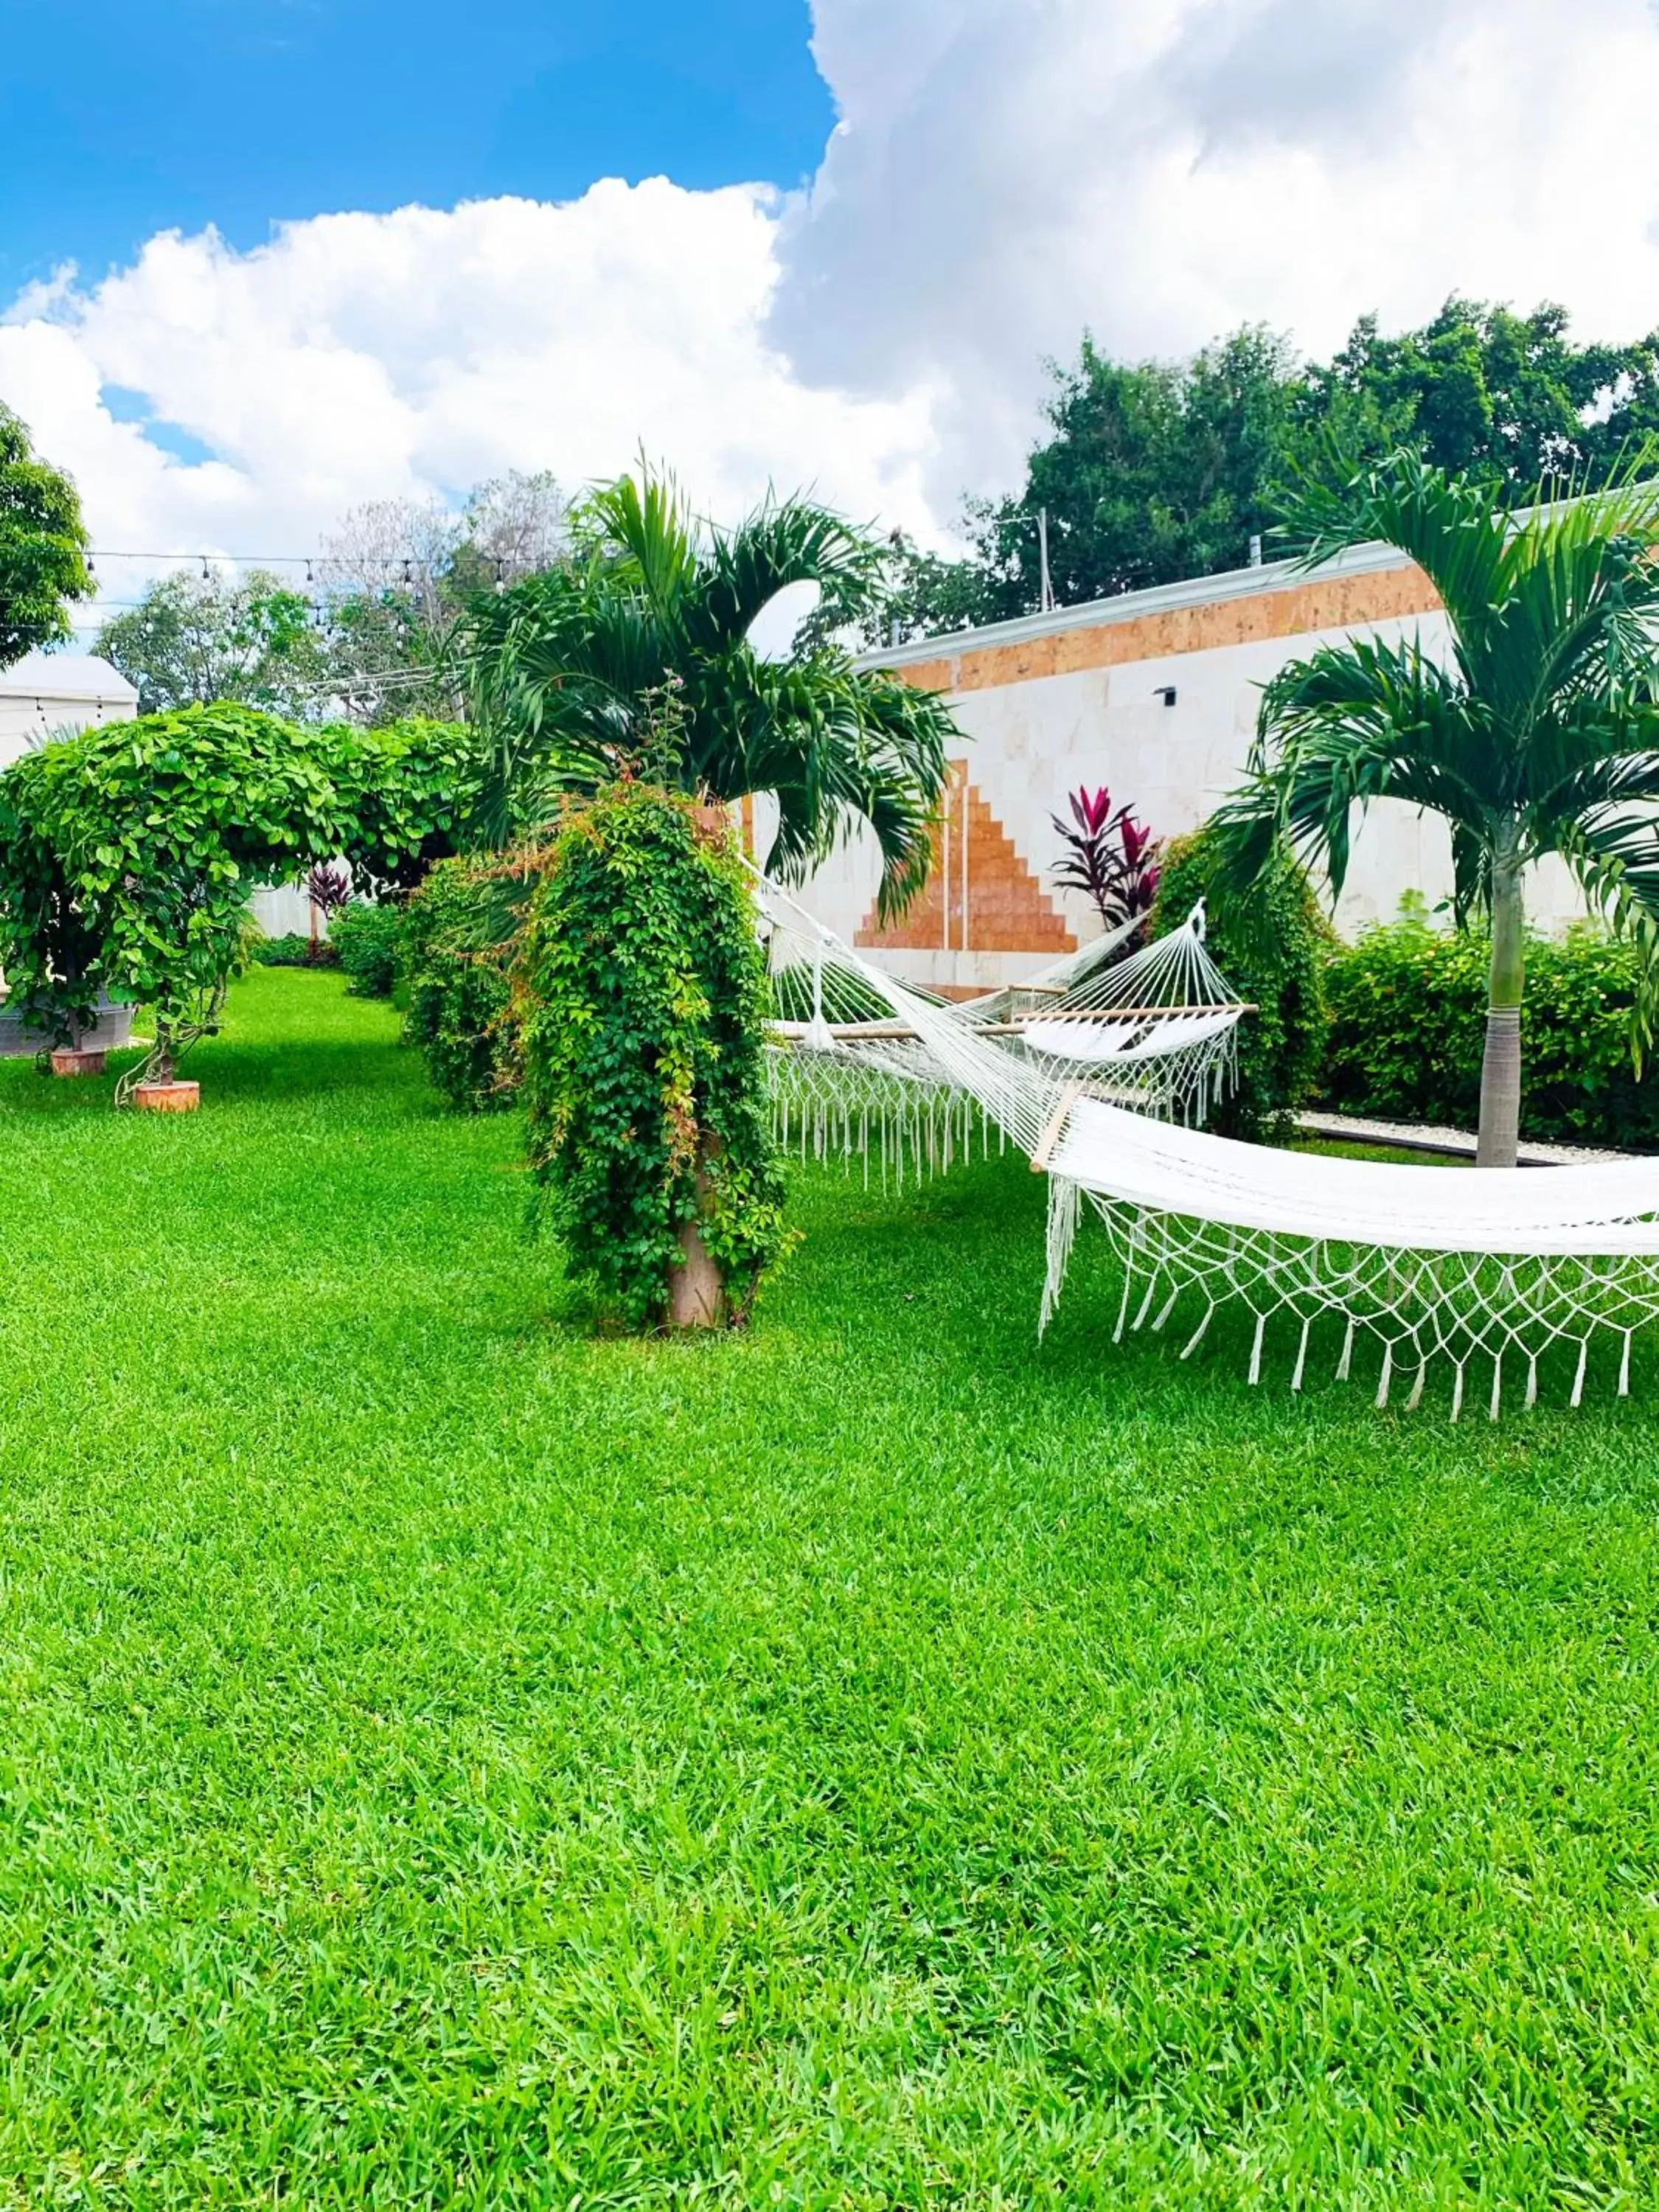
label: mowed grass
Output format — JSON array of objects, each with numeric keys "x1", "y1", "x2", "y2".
[{"x1": 1, "y1": 970, "x2": 1658, "y2": 2208}]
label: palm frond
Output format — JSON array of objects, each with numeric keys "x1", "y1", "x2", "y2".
[
  {"x1": 1489, "y1": 462, "x2": 1659, "y2": 740},
  {"x1": 684, "y1": 495, "x2": 884, "y2": 658},
  {"x1": 1281, "y1": 447, "x2": 1512, "y2": 674},
  {"x1": 726, "y1": 653, "x2": 953, "y2": 920},
  {"x1": 580, "y1": 467, "x2": 698, "y2": 614},
  {"x1": 1253, "y1": 636, "x2": 1495, "y2": 894}
]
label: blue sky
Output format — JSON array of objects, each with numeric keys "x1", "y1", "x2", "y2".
[
  {"x1": 1, "y1": 0, "x2": 833, "y2": 291},
  {"x1": 5, "y1": 0, "x2": 1654, "y2": 599}
]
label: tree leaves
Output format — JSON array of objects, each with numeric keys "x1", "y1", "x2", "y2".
[
  {"x1": 0, "y1": 706, "x2": 479, "y2": 1054},
  {"x1": 0, "y1": 403, "x2": 91, "y2": 669},
  {"x1": 518, "y1": 784, "x2": 790, "y2": 1330}
]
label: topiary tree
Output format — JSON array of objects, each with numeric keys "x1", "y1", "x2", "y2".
[
  {"x1": 0, "y1": 705, "x2": 479, "y2": 1092},
  {"x1": 515, "y1": 781, "x2": 790, "y2": 1329},
  {"x1": 1150, "y1": 823, "x2": 1330, "y2": 1139}
]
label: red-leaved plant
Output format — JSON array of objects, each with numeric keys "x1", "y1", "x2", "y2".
[
  {"x1": 305, "y1": 860, "x2": 352, "y2": 964},
  {"x1": 1051, "y1": 785, "x2": 1161, "y2": 931}
]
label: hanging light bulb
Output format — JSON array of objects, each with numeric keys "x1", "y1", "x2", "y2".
[
  {"x1": 305, "y1": 558, "x2": 314, "y2": 585},
  {"x1": 201, "y1": 555, "x2": 211, "y2": 581},
  {"x1": 401, "y1": 558, "x2": 413, "y2": 587}
]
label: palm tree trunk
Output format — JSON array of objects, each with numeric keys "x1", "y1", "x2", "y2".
[
  {"x1": 1475, "y1": 842, "x2": 1525, "y2": 1168},
  {"x1": 669, "y1": 1144, "x2": 727, "y2": 1328}
]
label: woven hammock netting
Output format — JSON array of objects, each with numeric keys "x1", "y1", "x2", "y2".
[
  {"x1": 763, "y1": 894, "x2": 1243, "y2": 1187},
  {"x1": 754, "y1": 870, "x2": 1659, "y2": 1416}
]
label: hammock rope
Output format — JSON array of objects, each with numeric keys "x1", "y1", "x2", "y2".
[
  {"x1": 754, "y1": 869, "x2": 1659, "y2": 1415},
  {"x1": 764, "y1": 892, "x2": 1245, "y2": 1175}
]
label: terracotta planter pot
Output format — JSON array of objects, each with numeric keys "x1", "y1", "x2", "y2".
[
  {"x1": 50, "y1": 1048, "x2": 105, "y2": 1078},
  {"x1": 134, "y1": 1080, "x2": 201, "y2": 1113}
]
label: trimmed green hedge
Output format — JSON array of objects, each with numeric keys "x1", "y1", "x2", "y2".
[
  {"x1": 251, "y1": 932, "x2": 335, "y2": 970},
  {"x1": 329, "y1": 900, "x2": 403, "y2": 999},
  {"x1": 1320, "y1": 914, "x2": 1658, "y2": 1149},
  {"x1": 1151, "y1": 827, "x2": 1331, "y2": 1139}
]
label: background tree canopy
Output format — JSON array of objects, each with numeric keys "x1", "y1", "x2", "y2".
[
  {"x1": 94, "y1": 470, "x2": 570, "y2": 728},
  {"x1": 0, "y1": 405, "x2": 91, "y2": 669},
  {"x1": 95, "y1": 569, "x2": 327, "y2": 716},
  {"x1": 877, "y1": 298, "x2": 1659, "y2": 641}
]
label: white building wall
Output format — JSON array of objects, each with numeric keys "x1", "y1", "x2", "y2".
[
  {"x1": 0, "y1": 651, "x2": 139, "y2": 764},
  {"x1": 787, "y1": 595, "x2": 1585, "y2": 990}
]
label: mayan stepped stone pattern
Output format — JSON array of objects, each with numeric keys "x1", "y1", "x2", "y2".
[{"x1": 857, "y1": 767, "x2": 1074, "y2": 958}]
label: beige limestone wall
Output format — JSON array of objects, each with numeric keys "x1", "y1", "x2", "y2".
[{"x1": 782, "y1": 578, "x2": 1587, "y2": 991}]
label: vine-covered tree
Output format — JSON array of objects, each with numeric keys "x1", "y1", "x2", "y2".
[
  {"x1": 518, "y1": 779, "x2": 791, "y2": 1330},
  {"x1": 0, "y1": 405, "x2": 92, "y2": 667}
]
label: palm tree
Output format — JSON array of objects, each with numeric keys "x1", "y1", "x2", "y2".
[
  {"x1": 1217, "y1": 448, "x2": 1659, "y2": 1166},
  {"x1": 453, "y1": 467, "x2": 961, "y2": 918}
]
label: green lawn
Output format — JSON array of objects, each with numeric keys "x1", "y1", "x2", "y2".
[{"x1": 2, "y1": 970, "x2": 1658, "y2": 2208}]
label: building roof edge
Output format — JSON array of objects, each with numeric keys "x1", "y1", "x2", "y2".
[{"x1": 854, "y1": 538, "x2": 1414, "y2": 672}]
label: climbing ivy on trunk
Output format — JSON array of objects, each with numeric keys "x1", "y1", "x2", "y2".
[{"x1": 515, "y1": 782, "x2": 792, "y2": 1329}]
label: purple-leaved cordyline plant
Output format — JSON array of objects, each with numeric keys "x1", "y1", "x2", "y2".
[
  {"x1": 1051, "y1": 785, "x2": 1162, "y2": 932},
  {"x1": 305, "y1": 860, "x2": 352, "y2": 962}
]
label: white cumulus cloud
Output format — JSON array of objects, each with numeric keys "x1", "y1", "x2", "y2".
[
  {"x1": 778, "y1": 0, "x2": 1659, "y2": 502},
  {"x1": 0, "y1": 179, "x2": 944, "y2": 621}
]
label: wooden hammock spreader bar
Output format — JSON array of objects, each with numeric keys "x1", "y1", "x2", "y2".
[
  {"x1": 770, "y1": 1003, "x2": 1255, "y2": 1046},
  {"x1": 1030, "y1": 1080, "x2": 1085, "y2": 1173}
]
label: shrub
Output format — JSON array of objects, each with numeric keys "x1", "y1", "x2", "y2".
[
  {"x1": 1150, "y1": 824, "x2": 1330, "y2": 1139},
  {"x1": 401, "y1": 856, "x2": 527, "y2": 1112},
  {"x1": 251, "y1": 933, "x2": 329, "y2": 970},
  {"x1": 329, "y1": 900, "x2": 403, "y2": 998},
  {"x1": 1051, "y1": 785, "x2": 1160, "y2": 929},
  {"x1": 1321, "y1": 913, "x2": 1659, "y2": 1148},
  {"x1": 516, "y1": 784, "x2": 791, "y2": 1329}
]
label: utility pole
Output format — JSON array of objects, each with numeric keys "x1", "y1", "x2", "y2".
[{"x1": 1037, "y1": 508, "x2": 1054, "y2": 613}]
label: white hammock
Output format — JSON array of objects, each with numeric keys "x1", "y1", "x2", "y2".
[
  {"x1": 754, "y1": 872, "x2": 1659, "y2": 1416},
  {"x1": 765, "y1": 894, "x2": 1245, "y2": 1180}
]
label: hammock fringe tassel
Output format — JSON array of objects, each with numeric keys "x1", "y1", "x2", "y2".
[{"x1": 1034, "y1": 1193, "x2": 1659, "y2": 1415}]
